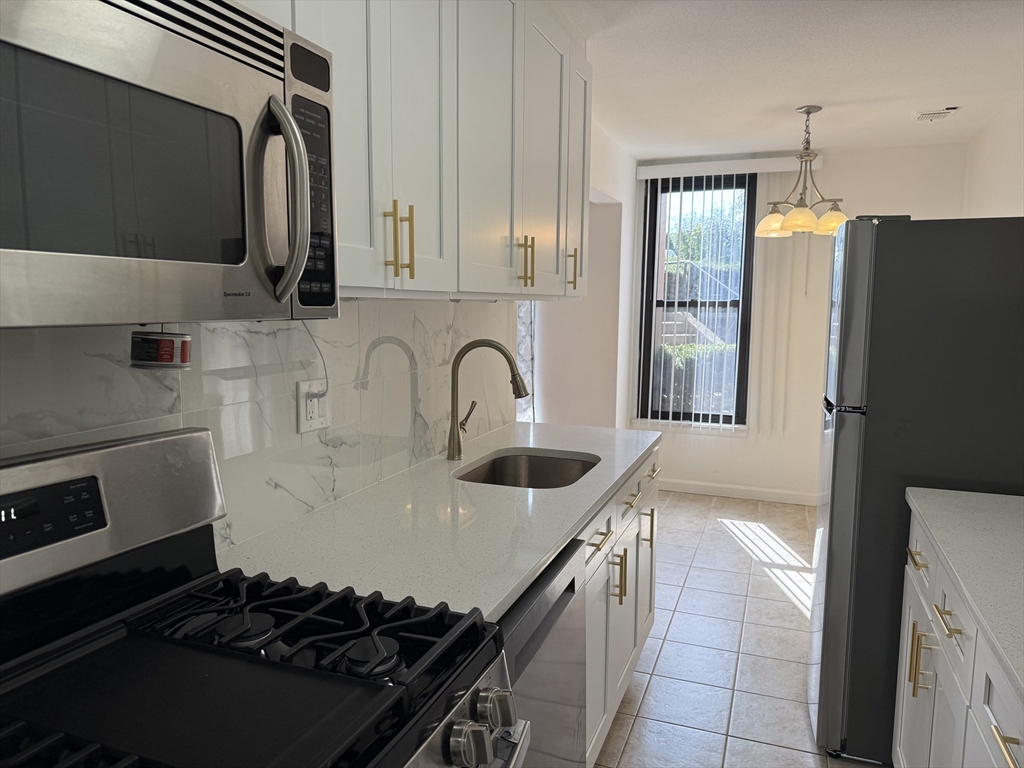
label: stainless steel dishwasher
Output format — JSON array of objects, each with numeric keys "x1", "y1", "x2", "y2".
[{"x1": 497, "y1": 539, "x2": 586, "y2": 768}]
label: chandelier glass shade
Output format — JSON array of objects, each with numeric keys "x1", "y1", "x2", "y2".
[{"x1": 756, "y1": 106, "x2": 846, "y2": 238}]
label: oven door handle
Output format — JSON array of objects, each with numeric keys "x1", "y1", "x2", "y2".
[{"x1": 266, "y1": 94, "x2": 311, "y2": 303}]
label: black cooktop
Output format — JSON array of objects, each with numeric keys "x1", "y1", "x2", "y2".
[{"x1": 0, "y1": 561, "x2": 500, "y2": 768}]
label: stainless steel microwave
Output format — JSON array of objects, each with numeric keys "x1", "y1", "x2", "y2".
[{"x1": 0, "y1": 0, "x2": 338, "y2": 327}]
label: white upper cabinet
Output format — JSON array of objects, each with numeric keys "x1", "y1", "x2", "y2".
[
  {"x1": 563, "y1": 36, "x2": 592, "y2": 297},
  {"x1": 290, "y1": 0, "x2": 590, "y2": 299},
  {"x1": 519, "y1": 1, "x2": 570, "y2": 297},
  {"x1": 374, "y1": 0, "x2": 459, "y2": 294},
  {"x1": 457, "y1": 0, "x2": 523, "y2": 295},
  {"x1": 294, "y1": 1, "x2": 381, "y2": 291}
]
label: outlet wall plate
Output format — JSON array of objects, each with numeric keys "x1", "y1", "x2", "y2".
[{"x1": 297, "y1": 379, "x2": 329, "y2": 433}]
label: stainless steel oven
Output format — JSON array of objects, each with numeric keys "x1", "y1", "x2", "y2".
[{"x1": 0, "y1": 0, "x2": 338, "y2": 327}]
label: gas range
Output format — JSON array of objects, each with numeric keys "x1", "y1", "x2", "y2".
[{"x1": 0, "y1": 430, "x2": 529, "y2": 768}]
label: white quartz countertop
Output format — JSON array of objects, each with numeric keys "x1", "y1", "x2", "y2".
[
  {"x1": 905, "y1": 487, "x2": 1024, "y2": 690},
  {"x1": 219, "y1": 423, "x2": 661, "y2": 621}
]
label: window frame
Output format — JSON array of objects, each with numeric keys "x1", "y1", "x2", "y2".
[{"x1": 637, "y1": 173, "x2": 757, "y2": 425}]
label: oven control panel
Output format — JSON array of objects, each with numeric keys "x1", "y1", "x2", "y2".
[
  {"x1": 292, "y1": 94, "x2": 335, "y2": 307},
  {"x1": 0, "y1": 476, "x2": 107, "y2": 560}
]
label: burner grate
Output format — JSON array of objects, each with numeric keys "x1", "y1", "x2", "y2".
[
  {"x1": 130, "y1": 570, "x2": 491, "y2": 708},
  {"x1": 0, "y1": 716, "x2": 155, "y2": 768}
]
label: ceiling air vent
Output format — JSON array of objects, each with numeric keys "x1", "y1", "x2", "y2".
[{"x1": 917, "y1": 107, "x2": 960, "y2": 122}]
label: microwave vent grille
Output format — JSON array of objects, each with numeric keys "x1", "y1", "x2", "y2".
[{"x1": 102, "y1": 0, "x2": 285, "y2": 80}]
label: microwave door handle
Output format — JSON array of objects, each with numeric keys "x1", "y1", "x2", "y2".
[{"x1": 265, "y1": 94, "x2": 311, "y2": 303}]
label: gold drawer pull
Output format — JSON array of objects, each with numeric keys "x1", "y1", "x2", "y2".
[
  {"x1": 932, "y1": 604, "x2": 962, "y2": 638},
  {"x1": 567, "y1": 247, "x2": 578, "y2": 289},
  {"x1": 625, "y1": 491, "x2": 643, "y2": 509},
  {"x1": 991, "y1": 724, "x2": 1022, "y2": 768},
  {"x1": 647, "y1": 466, "x2": 661, "y2": 480},
  {"x1": 906, "y1": 548, "x2": 928, "y2": 571},
  {"x1": 611, "y1": 549, "x2": 628, "y2": 605},
  {"x1": 641, "y1": 508, "x2": 655, "y2": 549},
  {"x1": 587, "y1": 529, "x2": 614, "y2": 552}
]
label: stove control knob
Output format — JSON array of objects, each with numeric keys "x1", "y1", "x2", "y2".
[
  {"x1": 474, "y1": 687, "x2": 517, "y2": 728},
  {"x1": 448, "y1": 720, "x2": 493, "y2": 767}
]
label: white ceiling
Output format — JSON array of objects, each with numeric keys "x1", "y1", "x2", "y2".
[{"x1": 552, "y1": 0, "x2": 1024, "y2": 161}]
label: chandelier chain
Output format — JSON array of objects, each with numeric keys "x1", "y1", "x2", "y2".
[{"x1": 803, "y1": 111, "x2": 812, "y2": 151}]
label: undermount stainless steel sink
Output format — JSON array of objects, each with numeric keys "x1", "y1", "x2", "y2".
[{"x1": 456, "y1": 450, "x2": 600, "y2": 489}]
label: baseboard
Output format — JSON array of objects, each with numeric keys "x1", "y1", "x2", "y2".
[{"x1": 658, "y1": 477, "x2": 818, "y2": 507}]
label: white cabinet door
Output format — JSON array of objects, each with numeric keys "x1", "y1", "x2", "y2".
[
  {"x1": 637, "y1": 499, "x2": 657, "y2": 641},
  {"x1": 386, "y1": 0, "x2": 458, "y2": 293},
  {"x1": 606, "y1": 515, "x2": 641, "y2": 711},
  {"x1": 895, "y1": 570, "x2": 940, "y2": 768},
  {"x1": 294, "y1": 0, "x2": 384, "y2": 291},
  {"x1": 585, "y1": 549, "x2": 611, "y2": 766},
  {"x1": 239, "y1": 0, "x2": 292, "y2": 29},
  {"x1": 563, "y1": 35, "x2": 591, "y2": 297},
  {"x1": 518, "y1": 1, "x2": 569, "y2": 297},
  {"x1": 926, "y1": 639, "x2": 968, "y2": 768},
  {"x1": 457, "y1": 0, "x2": 523, "y2": 295}
]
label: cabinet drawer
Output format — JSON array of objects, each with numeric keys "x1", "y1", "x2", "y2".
[
  {"x1": 582, "y1": 505, "x2": 615, "y2": 582},
  {"x1": 618, "y1": 466, "x2": 648, "y2": 531},
  {"x1": 931, "y1": 563, "x2": 978, "y2": 701},
  {"x1": 971, "y1": 637, "x2": 1024, "y2": 768},
  {"x1": 906, "y1": 514, "x2": 938, "y2": 606}
]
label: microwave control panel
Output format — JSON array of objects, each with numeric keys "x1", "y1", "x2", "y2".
[
  {"x1": 1, "y1": 476, "x2": 107, "y2": 560},
  {"x1": 292, "y1": 94, "x2": 335, "y2": 307}
]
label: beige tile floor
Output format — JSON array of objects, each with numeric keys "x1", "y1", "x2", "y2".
[{"x1": 596, "y1": 491, "x2": 840, "y2": 768}]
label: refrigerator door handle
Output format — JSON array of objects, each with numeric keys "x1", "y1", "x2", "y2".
[{"x1": 823, "y1": 395, "x2": 867, "y2": 416}]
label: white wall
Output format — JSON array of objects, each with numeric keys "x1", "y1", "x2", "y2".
[
  {"x1": 535, "y1": 203, "x2": 621, "y2": 427},
  {"x1": 647, "y1": 142, "x2": 968, "y2": 504},
  {"x1": 964, "y1": 92, "x2": 1024, "y2": 218}
]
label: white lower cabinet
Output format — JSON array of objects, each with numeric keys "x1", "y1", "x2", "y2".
[
  {"x1": 582, "y1": 456, "x2": 658, "y2": 768},
  {"x1": 964, "y1": 710, "x2": 1001, "y2": 768}
]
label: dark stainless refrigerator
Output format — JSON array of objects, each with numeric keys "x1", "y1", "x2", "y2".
[{"x1": 808, "y1": 217, "x2": 1024, "y2": 763}]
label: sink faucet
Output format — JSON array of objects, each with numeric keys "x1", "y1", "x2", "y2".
[{"x1": 447, "y1": 339, "x2": 530, "y2": 460}]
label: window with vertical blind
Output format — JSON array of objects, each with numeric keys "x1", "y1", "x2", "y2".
[{"x1": 637, "y1": 174, "x2": 756, "y2": 425}]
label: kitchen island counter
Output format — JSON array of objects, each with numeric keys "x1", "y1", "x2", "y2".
[{"x1": 219, "y1": 422, "x2": 661, "y2": 621}]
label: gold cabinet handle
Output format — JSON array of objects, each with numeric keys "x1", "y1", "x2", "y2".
[
  {"x1": 383, "y1": 199, "x2": 401, "y2": 277},
  {"x1": 528, "y1": 236, "x2": 536, "y2": 287},
  {"x1": 932, "y1": 604, "x2": 962, "y2": 638},
  {"x1": 567, "y1": 247, "x2": 578, "y2": 289},
  {"x1": 587, "y1": 529, "x2": 614, "y2": 552},
  {"x1": 625, "y1": 491, "x2": 643, "y2": 509},
  {"x1": 641, "y1": 508, "x2": 655, "y2": 549},
  {"x1": 907, "y1": 548, "x2": 928, "y2": 571},
  {"x1": 647, "y1": 466, "x2": 662, "y2": 480},
  {"x1": 611, "y1": 548, "x2": 628, "y2": 605},
  {"x1": 399, "y1": 203, "x2": 415, "y2": 279},
  {"x1": 911, "y1": 626, "x2": 938, "y2": 697},
  {"x1": 991, "y1": 724, "x2": 1022, "y2": 768},
  {"x1": 908, "y1": 620, "x2": 919, "y2": 684},
  {"x1": 516, "y1": 236, "x2": 530, "y2": 287}
]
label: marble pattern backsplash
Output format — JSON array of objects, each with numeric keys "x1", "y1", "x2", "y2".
[{"x1": 0, "y1": 300, "x2": 517, "y2": 549}]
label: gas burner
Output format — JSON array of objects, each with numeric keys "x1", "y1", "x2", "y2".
[
  {"x1": 341, "y1": 635, "x2": 405, "y2": 679},
  {"x1": 215, "y1": 612, "x2": 275, "y2": 649}
]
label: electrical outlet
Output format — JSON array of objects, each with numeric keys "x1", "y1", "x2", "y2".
[{"x1": 297, "y1": 380, "x2": 329, "y2": 433}]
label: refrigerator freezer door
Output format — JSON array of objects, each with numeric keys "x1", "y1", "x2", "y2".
[{"x1": 809, "y1": 220, "x2": 875, "y2": 751}]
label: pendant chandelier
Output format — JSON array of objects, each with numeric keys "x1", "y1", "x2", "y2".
[{"x1": 755, "y1": 105, "x2": 847, "y2": 238}]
